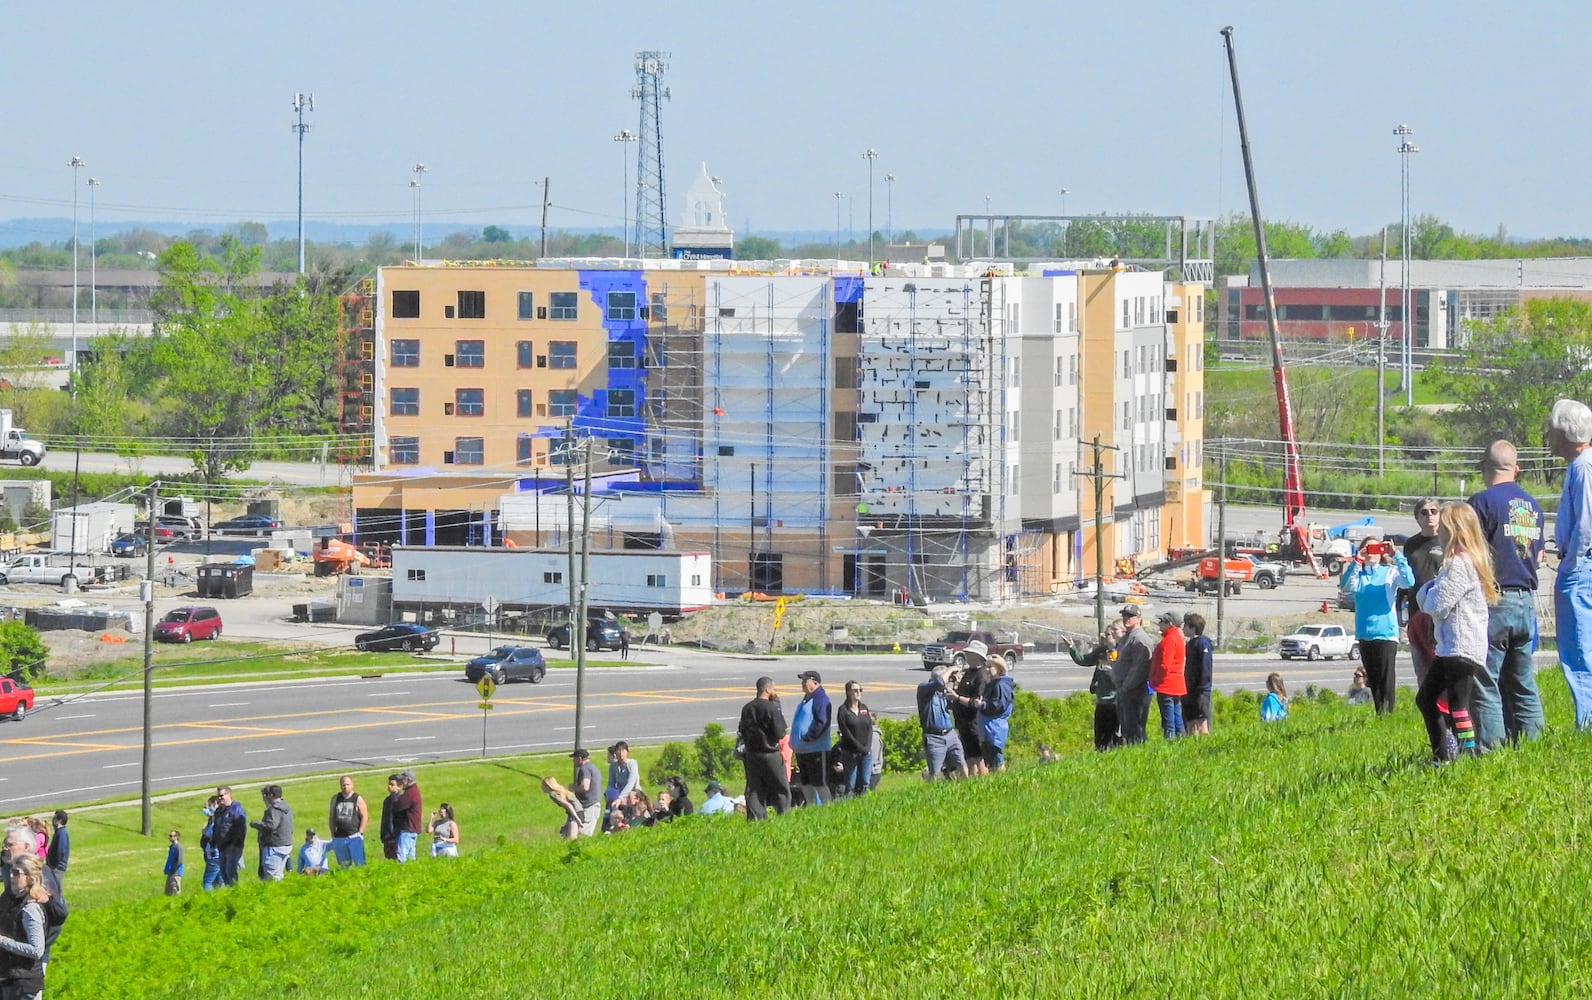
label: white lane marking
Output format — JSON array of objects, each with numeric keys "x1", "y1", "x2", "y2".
[
  {"x1": 53, "y1": 714, "x2": 96, "y2": 721},
  {"x1": 550, "y1": 725, "x2": 596, "y2": 732},
  {"x1": 209, "y1": 702, "x2": 249, "y2": 708},
  {"x1": 367, "y1": 692, "x2": 411, "y2": 698},
  {"x1": 244, "y1": 748, "x2": 285, "y2": 755},
  {"x1": 716, "y1": 716, "x2": 740, "y2": 721},
  {"x1": 394, "y1": 736, "x2": 435, "y2": 742},
  {"x1": 103, "y1": 762, "x2": 139, "y2": 769}
]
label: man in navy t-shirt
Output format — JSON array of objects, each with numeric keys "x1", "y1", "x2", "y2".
[{"x1": 1467, "y1": 440, "x2": 1546, "y2": 747}]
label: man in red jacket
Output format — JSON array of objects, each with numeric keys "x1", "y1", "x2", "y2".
[{"x1": 1149, "y1": 611, "x2": 1187, "y2": 739}]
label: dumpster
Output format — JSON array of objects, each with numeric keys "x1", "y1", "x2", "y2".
[{"x1": 197, "y1": 564, "x2": 254, "y2": 599}]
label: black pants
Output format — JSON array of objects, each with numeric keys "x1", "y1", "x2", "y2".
[
  {"x1": 1093, "y1": 702, "x2": 1120, "y2": 750},
  {"x1": 1116, "y1": 692, "x2": 1149, "y2": 745},
  {"x1": 1359, "y1": 638, "x2": 1399, "y2": 714},
  {"x1": 742, "y1": 751, "x2": 790, "y2": 820},
  {"x1": 1416, "y1": 655, "x2": 1479, "y2": 760}
]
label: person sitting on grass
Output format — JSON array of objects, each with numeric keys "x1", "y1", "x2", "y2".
[
  {"x1": 1348, "y1": 668, "x2": 1373, "y2": 705},
  {"x1": 665, "y1": 777, "x2": 693, "y2": 818},
  {"x1": 1261, "y1": 673, "x2": 1289, "y2": 722},
  {"x1": 698, "y1": 781, "x2": 736, "y2": 816},
  {"x1": 298, "y1": 829, "x2": 328, "y2": 875}
]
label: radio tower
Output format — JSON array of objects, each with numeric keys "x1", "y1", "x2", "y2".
[{"x1": 632, "y1": 51, "x2": 671, "y2": 258}]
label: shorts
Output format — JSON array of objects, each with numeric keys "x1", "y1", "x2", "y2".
[
  {"x1": 578, "y1": 801, "x2": 601, "y2": 837},
  {"x1": 922, "y1": 731, "x2": 966, "y2": 776},
  {"x1": 956, "y1": 723, "x2": 982, "y2": 763},
  {"x1": 1182, "y1": 691, "x2": 1212, "y2": 723},
  {"x1": 165, "y1": 874, "x2": 182, "y2": 896}
]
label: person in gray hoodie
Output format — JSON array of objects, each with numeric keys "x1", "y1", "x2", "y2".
[{"x1": 250, "y1": 785, "x2": 294, "y2": 881}]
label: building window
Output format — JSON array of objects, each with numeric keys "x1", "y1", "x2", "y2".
[
  {"x1": 608, "y1": 341, "x2": 637, "y2": 369},
  {"x1": 390, "y1": 387, "x2": 419, "y2": 416},
  {"x1": 515, "y1": 341, "x2": 534, "y2": 368},
  {"x1": 1122, "y1": 401, "x2": 1131, "y2": 429},
  {"x1": 1053, "y1": 463, "x2": 1063, "y2": 493},
  {"x1": 452, "y1": 437, "x2": 484, "y2": 465},
  {"x1": 390, "y1": 339, "x2": 420, "y2": 367},
  {"x1": 455, "y1": 340, "x2": 485, "y2": 368},
  {"x1": 608, "y1": 438, "x2": 635, "y2": 464},
  {"x1": 608, "y1": 389, "x2": 636, "y2": 418},
  {"x1": 550, "y1": 341, "x2": 577, "y2": 369},
  {"x1": 543, "y1": 571, "x2": 563, "y2": 584},
  {"x1": 1069, "y1": 302, "x2": 1077, "y2": 332},
  {"x1": 517, "y1": 291, "x2": 534, "y2": 320},
  {"x1": 406, "y1": 569, "x2": 426, "y2": 581},
  {"x1": 1054, "y1": 357, "x2": 1064, "y2": 387},
  {"x1": 1069, "y1": 355, "x2": 1078, "y2": 385},
  {"x1": 455, "y1": 389, "x2": 484, "y2": 417},
  {"x1": 392, "y1": 290, "x2": 420, "y2": 319},
  {"x1": 389, "y1": 436, "x2": 420, "y2": 464},
  {"x1": 1010, "y1": 411, "x2": 1020, "y2": 442},
  {"x1": 1122, "y1": 299, "x2": 1130, "y2": 328},
  {"x1": 516, "y1": 434, "x2": 535, "y2": 465},
  {"x1": 457, "y1": 290, "x2": 486, "y2": 319},
  {"x1": 645, "y1": 574, "x2": 666, "y2": 587},
  {"x1": 1054, "y1": 410, "x2": 1063, "y2": 441},
  {"x1": 607, "y1": 291, "x2": 638, "y2": 320},
  {"x1": 550, "y1": 291, "x2": 578, "y2": 320},
  {"x1": 517, "y1": 389, "x2": 534, "y2": 418},
  {"x1": 549, "y1": 389, "x2": 577, "y2": 417},
  {"x1": 1122, "y1": 351, "x2": 1130, "y2": 378}
]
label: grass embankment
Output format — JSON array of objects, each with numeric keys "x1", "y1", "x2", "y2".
[{"x1": 48, "y1": 673, "x2": 1592, "y2": 998}]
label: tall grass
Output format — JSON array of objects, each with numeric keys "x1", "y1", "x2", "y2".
[{"x1": 44, "y1": 671, "x2": 1592, "y2": 998}]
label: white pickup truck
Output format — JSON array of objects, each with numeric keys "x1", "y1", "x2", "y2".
[
  {"x1": 0, "y1": 555, "x2": 92, "y2": 588},
  {"x1": 1278, "y1": 623, "x2": 1359, "y2": 661}
]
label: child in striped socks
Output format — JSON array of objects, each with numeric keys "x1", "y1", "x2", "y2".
[{"x1": 1415, "y1": 502, "x2": 1498, "y2": 761}]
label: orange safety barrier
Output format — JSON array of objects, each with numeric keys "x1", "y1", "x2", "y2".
[{"x1": 99, "y1": 633, "x2": 127, "y2": 644}]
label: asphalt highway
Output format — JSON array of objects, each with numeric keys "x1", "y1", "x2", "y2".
[{"x1": 1, "y1": 645, "x2": 1373, "y2": 810}]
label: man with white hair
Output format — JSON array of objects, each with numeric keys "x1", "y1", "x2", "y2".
[
  {"x1": 2, "y1": 826, "x2": 66, "y2": 970},
  {"x1": 1548, "y1": 398, "x2": 1592, "y2": 728},
  {"x1": 916, "y1": 666, "x2": 967, "y2": 779}
]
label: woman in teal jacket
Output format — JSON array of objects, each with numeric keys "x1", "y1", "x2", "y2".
[{"x1": 1340, "y1": 538, "x2": 1414, "y2": 714}]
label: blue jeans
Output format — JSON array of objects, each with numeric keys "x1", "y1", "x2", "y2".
[
  {"x1": 218, "y1": 846, "x2": 243, "y2": 887},
  {"x1": 1156, "y1": 693, "x2": 1186, "y2": 738},
  {"x1": 328, "y1": 834, "x2": 366, "y2": 868},
  {"x1": 839, "y1": 750, "x2": 871, "y2": 795},
  {"x1": 1555, "y1": 560, "x2": 1592, "y2": 729},
  {"x1": 201, "y1": 847, "x2": 222, "y2": 890},
  {"x1": 260, "y1": 845, "x2": 291, "y2": 881},
  {"x1": 396, "y1": 830, "x2": 418, "y2": 862},
  {"x1": 1474, "y1": 589, "x2": 1546, "y2": 747}
]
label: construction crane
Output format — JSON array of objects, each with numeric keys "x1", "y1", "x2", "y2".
[{"x1": 1219, "y1": 26, "x2": 1327, "y2": 579}]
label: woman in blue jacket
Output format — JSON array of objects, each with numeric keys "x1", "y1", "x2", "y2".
[
  {"x1": 956, "y1": 655, "x2": 1015, "y2": 772},
  {"x1": 1340, "y1": 537, "x2": 1414, "y2": 714}
]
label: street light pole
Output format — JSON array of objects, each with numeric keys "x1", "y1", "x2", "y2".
[
  {"x1": 863, "y1": 148, "x2": 879, "y2": 263},
  {"x1": 984, "y1": 194, "x2": 992, "y2": 256},
  {"x1": 87, "y1": 177, "x2": 99, "y2": 331},
  {"x1": 410, "y1": 163, "x2": 427, "y2": 262},
  {"x1": 292, "y1": 92, "x2": 314, "y2": 274},
  {"x1": 885, "y1": 173, "x2": 895, "y2": 246},
  {"x1": 1395, "y1": 124, "x2": 1418, "y2": 407},
  {"x1": 834, "y1": 192, "x2": 843, "y2": 260},
  {"x1": 68, "y1": 156, "x2": 84, "y2": 374},
  {"x1": 1060, "y1": 186, "x2": 1070, "y2": 216},
  {"x1": 614, "y1": 130, "x2": 638, "y2": 257}
]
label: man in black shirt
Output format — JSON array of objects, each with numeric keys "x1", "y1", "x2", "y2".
[
  {"x1": 737, "y1": 676, "x2": 790, "y2": 820},
  {"x1": 1402, "y1": 497, "x2": 1446, "y2": 685}
]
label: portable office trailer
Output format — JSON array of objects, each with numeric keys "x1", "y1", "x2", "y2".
[
  {"x1": 390, "y1": 546, "x2": 713, "y2": 619},
  {"x1": 51, "y1": 502, "x2": 136, "y2": 555}
]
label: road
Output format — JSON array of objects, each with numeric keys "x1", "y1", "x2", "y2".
[
  {"x1": 0, "y1": 644, "x2": 1373, "y2": 810},
  {"x1": 37, "y1": 450, "x2": 350, "y2": 487}
]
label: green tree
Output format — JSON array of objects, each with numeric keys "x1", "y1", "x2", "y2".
[
  {"x1": 1215, "y1": 213, "x2": 1318, "y2": 277},
  {"x1": 735, "y1": 235, "x2": 783, "y2": 259},
  {"x1": 1427, "y1": 298, "x2": 1592, "y2": 457},
  {"x1": 0, "y1": 621, "x2": 47, "y2": 680},
  {"x1": 482, "y1": 225, "x2": 512, "y2": 243}
]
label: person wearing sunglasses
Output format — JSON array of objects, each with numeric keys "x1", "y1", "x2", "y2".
[{"x1": 1403, "y1": 498, "x2": 1447, "y2": 687}]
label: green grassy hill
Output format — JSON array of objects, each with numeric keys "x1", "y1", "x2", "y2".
[{"x1": 47, "y1": 674, "x2": 1592, "y2": 998}]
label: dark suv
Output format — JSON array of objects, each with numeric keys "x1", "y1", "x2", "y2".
[{"x1": 546, "y1": 618, "x2": 626, "y2": 652}]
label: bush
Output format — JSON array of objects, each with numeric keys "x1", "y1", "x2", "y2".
[
  {"x1": 645, "y1": 742, "x2": 699, "y2": 786},
  {"x1": 695, "y1": 722, "x2": 738, "y2": 780},
  {"x1": 876, "y1": 716, "x2": 924, "y2": 773},
  {"x1": 0, "y1": 621, "x2": 46, "y2": 680}
]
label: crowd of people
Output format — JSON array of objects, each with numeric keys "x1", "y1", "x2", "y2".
[{"x1": 1, "y1": 819, "x2": 68, "y2": 1000}]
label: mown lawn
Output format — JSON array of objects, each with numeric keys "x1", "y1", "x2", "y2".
[{"x1": 44, "y1": 671, "x2": 1592, "y2": 998}]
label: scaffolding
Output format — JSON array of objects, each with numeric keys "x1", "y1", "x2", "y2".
[{"x1": 336, "y1": 277, "x2": 376, "y2": 467}]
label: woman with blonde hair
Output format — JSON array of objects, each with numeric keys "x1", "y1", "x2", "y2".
[
  {"x1": 0, "y1": 852, "x2": 51, "y2": 999},
  {"x1": 1416, "y1": 501, "x2": 1498, "y2": 760}
]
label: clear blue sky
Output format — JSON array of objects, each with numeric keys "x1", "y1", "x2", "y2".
[{"x1": 3, "y1": 1, "x2": 1581, "y2": 244}]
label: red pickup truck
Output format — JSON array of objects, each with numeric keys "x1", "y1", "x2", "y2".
[
  {"x1": 0, "y1": 676, "x2": 34, "y2": 722},
  {"x1": 920, "y1": 630, "x2": 1024, "y2": 670}
]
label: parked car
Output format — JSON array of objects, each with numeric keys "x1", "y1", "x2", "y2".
[
  {"x1": 212, "y1": 514, "x2": 283, "y2": 536},
  {"x1": 133, "y1": 521, "x2": 176, "y2": 541},
  {"x1": 110, "y1": 534, "x2": 147, "y2": 557},
  {"x1": 355, "y1": 622, "x2": 439, "y2": 652},
  {"x1": 1279, "y1": 623, "x2": 1358, "y2": 661},
  {"x1": 546, "y1": 618, "x2": 626, "y2": 652},
  {"x1": 154, "y1": 606, "x2": 223, "y2": 643},
  {"x1": 154, "y1": 514, "x2": 198, "y2": 540},
  {"x1": 465, "y1": 645, "x2": 547, "y2": 685},
  {"x1": 0, "y1": 675, "x2": 33, "y2": 722}
]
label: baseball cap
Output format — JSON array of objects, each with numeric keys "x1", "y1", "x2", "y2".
[
  {"x1": 797, "y1": 670, "x2": 823, "y2": 683},
  {"x1": 961, "y1": 639, "x2": 988, "y2": 663},
  {"x1": 704, "y1": 780, "x2": 724, "y2": 795},
  {"x1": 570, "y1": 748, "x2": 590, "y2": 759},
  {"x1": 1119, "y1": 604, "x2": 1143, "y2": 619},
  {"x1": 1156, "y1": 610, "x2": 1183, "y2": 628}
]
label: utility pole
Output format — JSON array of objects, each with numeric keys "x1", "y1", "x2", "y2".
[
  {"x1": 1215, "y1": 451, "x2": 1229, "y2": 648},
  {"x1": 1376, "y1": 227, "x2": 1388, "y2": 478},
  {"x1": 140, "y1": 481, "x2": 158, "y2": 836},
  {"x1": 1076, "y1": 434, "x2": 1125, "y2": 635},
  {"x1": 540, "y1": 177, "x2": 551, "y2": 258},
  {"x1": 574, "y1": 437, "x2": 594, "y2": 752},
  {"x1": 292, "y1": 93, "x2": 314, "y2": 274}
]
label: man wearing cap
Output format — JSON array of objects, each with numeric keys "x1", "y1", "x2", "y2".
[
  {"x1": 1149, "y1": 611, "x2": 1187, "y2": 739},
  {"x1": 916, "y1": 666, "x2": 968, "y2": 779},
  {"x1": 569, "y1": 749, "x2": 602, "y2": 837},
  {"x1": 1112, "y1": 606, "x2": 1155, "y2": 745},
  {"x1": 951, "y1": 641, "x2": 991, "y2": 774},
  {"x1": 698, "y1": 780, "x2": 736, "y2": 816},
  {"x1": 737, "y1": 676, "x2": 790, "y2": 820},
  {"x1": 790, "y1": 670, "x2": 834, "y2": 806},
  {"x1": 394, "y1": 770, "x2": 423, "y2": 863},
  {"x1": 604, "y1": 741, "x2": 639, "y2": 807}
]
